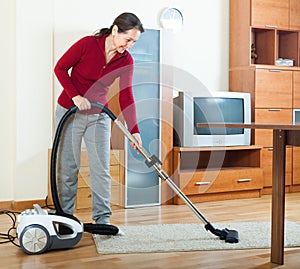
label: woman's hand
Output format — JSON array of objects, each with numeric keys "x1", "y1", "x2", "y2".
[
  {"x1": 130, "y1": 133, "x2": 142, "y2": 153},
  {"x1": 72, "y1": 95, "x2": 91, "y2": 111}
]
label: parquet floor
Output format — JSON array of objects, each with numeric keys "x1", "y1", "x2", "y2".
[{"x1": 1, "y1": 193, "x2": 300, "y2": 268}]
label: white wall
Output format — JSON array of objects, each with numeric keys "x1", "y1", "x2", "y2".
[
  {"x1": 0, "y1": 0, "x2": 16, "y2": 201},
  {"x1": 0, "y1": 0, "x2": 229, "y2": 202},
  {"x1": 14, "y1": 0, "x2": 54, "y2": 200}
]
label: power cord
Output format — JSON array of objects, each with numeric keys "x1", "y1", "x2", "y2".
[
  {"x1": 44, "y1": 195, "x2": 55, "y2": 210},
  {"x1": 0, "y1": 210, "x2": 21, "y2": 247}
]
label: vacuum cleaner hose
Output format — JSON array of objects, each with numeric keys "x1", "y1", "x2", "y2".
[{"x1": 50, "y1": 103, "x2": 119, "y2": 234}]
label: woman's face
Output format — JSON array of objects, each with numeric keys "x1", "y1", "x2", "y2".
[{"x1": 112, "y1": 26, "x2": 141, "y2": 53}]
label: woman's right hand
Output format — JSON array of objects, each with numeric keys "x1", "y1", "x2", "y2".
[{"x1": 72, "y1": 95, "x2": 91, "y2": 111}]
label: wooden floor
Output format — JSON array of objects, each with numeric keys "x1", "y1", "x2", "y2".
[{"x1": 1, "y1": 193, "x2": 300, "y2": 269}]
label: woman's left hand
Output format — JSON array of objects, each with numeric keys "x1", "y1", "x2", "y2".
[{"x1": 130, "y1": 133, "x2": 142, "y2": 153}]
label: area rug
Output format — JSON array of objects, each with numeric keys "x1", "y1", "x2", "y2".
[{"x1": 93, "y1": 221, "x2": 300, "y2": 254}]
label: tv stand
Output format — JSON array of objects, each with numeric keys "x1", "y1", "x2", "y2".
[{"x1": 173, "y1": 145, "x2": 263, "y2": 204}]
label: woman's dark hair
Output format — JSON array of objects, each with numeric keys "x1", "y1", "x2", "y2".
[{"x1": 94, "y1": 12, "x2": 144, "y2": 38}]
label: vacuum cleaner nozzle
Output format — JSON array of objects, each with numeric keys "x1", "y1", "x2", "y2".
[
  {"x1": 205, "y1": 222, "x2": 239, "y2": 243},
  {"x1": 222, "y1": 228, "x2": 239, "y2": 243}
]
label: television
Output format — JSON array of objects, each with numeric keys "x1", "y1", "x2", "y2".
[
  {"x1": 293, "y1": 109, "x2": 300, "y2": 125},
  {"x1": 173, "y1": 91, "x2": 251, "y2": 147}
]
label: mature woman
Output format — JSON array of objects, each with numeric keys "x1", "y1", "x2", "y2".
[{"x1": 54, "y1": 12, "x2": 144, "y2": 227}]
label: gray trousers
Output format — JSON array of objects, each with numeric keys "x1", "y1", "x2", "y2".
[{"x1": 54, "y1": 104, "x2": 112, "y2": 224}]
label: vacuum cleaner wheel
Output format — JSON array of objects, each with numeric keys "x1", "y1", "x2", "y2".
[{"x1": 19, "y1": 224, "x2": 50, "y2": 254}]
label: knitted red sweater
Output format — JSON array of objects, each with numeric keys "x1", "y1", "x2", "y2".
[{"x1": 54, "y1": 35, "x2": 139, "y2": 134}]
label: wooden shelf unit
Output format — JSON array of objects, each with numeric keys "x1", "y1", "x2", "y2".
[
  {"x1": 230, "y1": 0, "x2": 300, "y2": 192},
  {"x1": 172, "y1": 146, "x2": 263, "y2": 204}
]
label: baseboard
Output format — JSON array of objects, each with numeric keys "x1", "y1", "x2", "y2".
[
  {"x1": 0, "y1": 199, "x2": 46, "y2": 211},
  {"x1": 0, "y1": 201, "x2": 13, "y2": 210}
]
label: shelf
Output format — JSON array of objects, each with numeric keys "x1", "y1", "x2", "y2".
[
  {"x1": 251, "y1": 28, "x2": 299, "y2": 66},
  {"x1": 251, "y1": 28, "x2": 276, "y2": 65},
  {"x1": 277, "y1": 30, "x2": 299, "y2": 66}
]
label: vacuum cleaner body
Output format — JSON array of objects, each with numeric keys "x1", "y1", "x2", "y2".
[{"x1": 17, "y1": 204, "x2": 83, "y2": 254}]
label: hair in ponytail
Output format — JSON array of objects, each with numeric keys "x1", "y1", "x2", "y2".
[{"x1": 94, "y1": 12, "x2": 144, "y2": 38}]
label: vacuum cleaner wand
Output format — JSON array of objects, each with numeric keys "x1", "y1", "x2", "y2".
[{"x1": 94, "y1": 102, "x2": 239, "y2": 244}]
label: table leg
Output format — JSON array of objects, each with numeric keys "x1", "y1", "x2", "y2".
[{"x1": 271, "y1": 129, "x2": 286, "y2": 265}]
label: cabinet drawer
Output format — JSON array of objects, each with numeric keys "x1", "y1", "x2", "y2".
[
  {"x1": 179, "y1": 168, "x2": 263, "y2": 195},
  {"x1": 261, "y1": 147, "x2": 292, "y2": 187},
  {"x1": 76, "y1": 187, "x2": 92, "y2": 209},
  {"x1": 80, "y1": 150, "x2": 89, "y2": 167},
  {"x1": 110, "y1": 150, "x2": 121, "y2": 165},
  {"x1": 254, "y1": 108, "x2": 292, "y2": 147},
  {"x1": 78, "y1": 165, "x2": 120, "y2": 187},
  {"x1": 293, "y1": 147, "x2": 300, "y2": 185},
  {"x1": 80, "y1": 149, "x2": 122, "y2": 166},
  {"x1": 110, "y1": 165, "x2": 120, "y2": 185},
  {"x1": 78, "y1": 167, "x2": 91, "y2": 187},
  {"x1": 255, "y1": 69, "x2": 292, "y2": 108},
  {"x1": 111, "y1": 184, "x2": 120, "y2": 205}
]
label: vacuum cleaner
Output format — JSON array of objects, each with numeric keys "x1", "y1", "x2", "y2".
[
  {"x1": 16, "y1": 103, "x2": 118, "y2": 255},
  {"x1": 17, "y1": 102, "x2": 238, "y2": 255}
]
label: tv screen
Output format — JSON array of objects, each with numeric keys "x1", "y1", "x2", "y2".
[{"x1": 194, "y1": 97, "x2": 244, "y2": 135}]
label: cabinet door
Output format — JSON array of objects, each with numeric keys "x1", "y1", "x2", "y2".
[
  {"x1": 255, "y1": 69, "x2": 292, "y2": 108},
  {"x1": 255, "y1": 108, "x2": 292, "y2": 147},
  {"x1": 293, "y1": 71, "x2": 300, "y2": 108},
  {"x1": 290, "y1": 0, "x2": 300, "y2": 30},
  {"x1": 251, "y1": 0, "x2": 289, "y2": 29},
  {"x1": 261, "y1": 147, "x2": 292, "y2": 187},
  {"x1": 293, "y1": 147, "x2": 300, "y2": 185}
]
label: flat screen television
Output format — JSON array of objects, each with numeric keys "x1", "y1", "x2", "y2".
[{"x1": 173, "y1": 91, "x2": 251, "y2": 147}]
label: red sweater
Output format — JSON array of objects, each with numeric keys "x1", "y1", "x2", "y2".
[{"x1": 54, "y1": 35, "x2": 139, "y2": 134}]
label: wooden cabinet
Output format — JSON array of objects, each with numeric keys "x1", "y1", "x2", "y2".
[
  {"x1": 230, "y1": 69, "x2": 293, "y2": 189},
  {"x1": 48, "y1": 149, "x2": 125, "y2": 211},
  {"x1": 230, "y1": 0, "x2": 300, "y2": 68},
  {"x1": 230, "y1": 0, "x2": 299, "y2": 192},
  {"x1": 75, "y1": 149, "x2": 124, "y2": 210},
  {"x1": 173, "y1": 146, "x2": 263, "y2": 204}
]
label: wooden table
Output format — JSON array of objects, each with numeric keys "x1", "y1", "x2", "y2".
[{"x1": 197, "y1": 123, "x2": 300, "y2": 265}]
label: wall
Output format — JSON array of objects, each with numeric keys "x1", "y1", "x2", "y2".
[
  {"x1": 0, "y1": 0, "x2": 16, "y2": 201},
  {"x1": 0, "y1": 0, "x2": 229, "y2": 202}
]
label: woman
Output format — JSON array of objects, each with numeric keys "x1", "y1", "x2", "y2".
[{"x1": 54, "y1": 12, "x2": 144, "y2": 226}]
